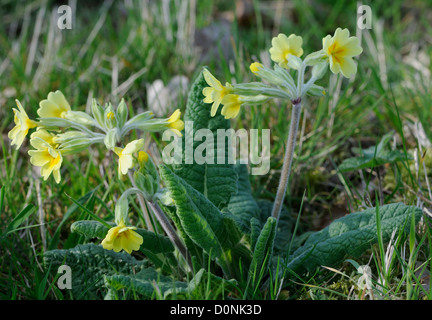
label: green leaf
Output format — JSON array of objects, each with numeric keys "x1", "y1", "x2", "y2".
[
  {"x1": 43, "y1": 244, "x2": 148, "y2": 298},
  {"x1": 160, "y1": 165, "x2": 225, "y2": 260},
  {"x1": 105, "y1": 267, "x2": 188, "y2": 299},
  {"x1": 172, "y1": 70, "x2": 238, "y2": 208},
  {"x1": 70, "y1": 220, "x2": 174, "y2": 254},
  {"x1": 226, "y1": 163, "x2": 261, "y2": 234},
  {"x1": 287, "y1": 203, "x2": 422, "y2": 274},
  {"x1": 248, "y1": 217, "x2": 277, "y2": 288},
  {"x1": 3, "y1": 204, "x2": 36, "y2": 236},
  {"x1": 338, "y1": 132, "x2": 412, "y2": 172},
  {"x1": 256, "y1": 199, "x2": 294, "y2": 255}
]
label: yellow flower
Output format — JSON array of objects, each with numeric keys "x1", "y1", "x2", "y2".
[
  {"x1": 8, "y1": 100, "x2": 38, "y2": 150},
  {"x1": 138, "y1": 151, "x2": 149, "y2": 164},
  {"x1": 30, "y1": 128, "x2": 58, "y2": 148},
  {"x1": 37, "y1": 90, "x2": 71, "y2": 119},
  {"x1": 322, "y1": 28, "x2": 363, "y2": 78},
  {"x1": 28, "y1": 137, "x2": 63, "y2": 183},
  {"x1": 269, "y1": 34, "x2": 304, "y2": 69},
  {"x1": 113, "y1": 139, "x2": 145, "y2": 175},
  {"x1": 101, "y1": 220, "x2": 143, "y2": 254},
  {"x1": 106, "y1": 111, "x2": 115, "y2": 121},
  {"x1": 166, "y1": 109, "x2": 184, "y2": 136},
  {"x1": 202, "y1": 69, "x2": 233, "y2": 117},
  {"x1": 250, "y1": 62, "x2": 263, "y2": 75},
  {"x1": 220, "y1": 94, "x2": 242, "y2": 119}
]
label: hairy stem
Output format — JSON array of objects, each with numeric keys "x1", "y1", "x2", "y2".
[
  {"x1": 127, "y1": 171, "x2": 154, "y2": 232},
  {"x1": 271, "y1": 101, "x2": 302, "y2": 224},
  {"x1": 147, "y1": 200, "x2": 193, "y2": 271}
]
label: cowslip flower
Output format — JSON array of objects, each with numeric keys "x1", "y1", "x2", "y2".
[
  {"x1": 30, "y1": 128, "x2": 58, "y2": 148},
  {"x1": 37, "y1": 90, "x2": 71, "y2": 119},
  {"x1": 113, "y1": 138, "x2": 145, "y2": 175},
  {"x1": 250, "y1": 62, "x2": 264, "y2": 75},
  {"x1": 165, "y1": 109, "x2": 184, "y2": 136},
  {"x1": 269, "y1": 34, "x2": 304, "y2": 69},
  {"x1": 101, "y1": 219, "x2": 143, "y2": 254},
  {"x1": 28, "y1": 137, "x2": 63, "y2": 183},
  {"x1": 8, "y1": 100, "x2": 38, "y2": 150},
  {"x1": 220, "y1": 94, "x2": 242, "y2": 119},
  {"x1": 138, "y1": 150, "x2": 149, "y2": 164},
  {"x1": 322, "y1": 27, "x2": 363, "y2": 78},
  {"x1": 202, "y1": 69, "x2": 233, "y2": 117}
]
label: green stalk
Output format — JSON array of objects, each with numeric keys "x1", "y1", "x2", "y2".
[
  {"x1": 271, "y1": 101, "x2": 302, "y2": 224},
  {"x1": 147, "y1": 200, "x2": 193, "y2": 271}
]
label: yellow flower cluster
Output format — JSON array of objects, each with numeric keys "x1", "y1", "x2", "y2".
[
  {"x1": 202, "y1": 27, "x2": 362, "y2": 119},
  {"x1": 8, "y1": 91, "x2": 69, "y2": 183}
]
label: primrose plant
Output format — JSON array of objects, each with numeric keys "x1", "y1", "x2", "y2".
[
  {"x1": 202, "y1": 27, "x2": 363, "y2": 225},
  {"x1": 7, "y1": 28, "x2": 423, "y2": 299},
  {"x1": 7, "y1": 90, "x2": 192, "y2": 265}
]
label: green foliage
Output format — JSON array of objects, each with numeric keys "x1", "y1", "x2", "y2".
[
  {"x1": 43, "y1": 244, "x2": 149, "y2": 299},
  {"x1": 338, "y1": 131, "x2": 413, "y2": 172},
  {"x1": 286, "y1": 203, "x2": 422, "y2": 274},
  {"x1": 226, "y1": 163, "x2": 261, "y2": 234},
  {"x1": 39, "y1": 70, "x2": 426, "y2": 300},
  {"x1": 172, "y1": 71, "x2": 238, "y2": 209},
  {"x1": 248, "y1": 217, "x2": 277, "y2": 290}
]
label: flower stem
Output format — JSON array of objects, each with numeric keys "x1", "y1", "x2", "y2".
[
  {"x1": 271, "y1": 101, "x2": 302, "y2": 224},
  {"x1": 147, "y1": 200, "x2": 193, "y2": 271}
]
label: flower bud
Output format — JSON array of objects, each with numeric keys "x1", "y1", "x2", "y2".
[
  {"x1": 311, "y1": 61, "x2": 328, "y2": 80},
  {"x1": 114, "y1": 195, "x2": 129, "y2": 226},
  {"x1": 104, "y1": 103, "x2": 117, "y2": 129},
  {"x1": 306, "y1": 84, "x2": 326, "y2": 97},
  {"x1": 91, "y1": 99, "x2": 105, "y2": 128},
  {"x1": 64, "y1": 110, "x2": 95, "y2": 126},
  {"x1": 116, "y1": 98, "x2": 128, "y2": 128},
  {"x1": 286, "y1": 54, "x2": 302, "y2": 70},
  {"x1": 104, "y1": 128, "x2": 120, "y2": 150}
]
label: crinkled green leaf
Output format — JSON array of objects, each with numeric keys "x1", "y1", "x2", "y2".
[
  {"x1": 287, "y1": 203, "x2": 422, "y2": 273},
  {"x1": 105, "y1": 267, "x2": 187, "y2": 299},
  {"x1": 160, "y1": 165, "x2": 251, "y2": 279},
  {"x1": 160, "y1": 165, "x2": 225, "y2": 260},
  {"x1": 248, "y1": 217, "x2": 277, "y2": 287},
  {"x1": 43, "y1": 244, "x2": 148, "y2": 299},
  {"x1": 172, "y1": 70, "x2": 238, "y2": 208},
  {"x1": 226, "y1": 163, "x2": 261, "y2": 234},
  {"x1": 256, "y1": 199, "x2": 294, "y2": 255}
]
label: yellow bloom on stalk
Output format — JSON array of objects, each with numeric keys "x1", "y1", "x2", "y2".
[
  {"x1": 28, "y1": 137, "x2": 63, "y2": 184},
  {"x1": 101, "y1": 219, "x2": 143, "y2": 254},
  {"x1": 166, "y1": 109, "x2": 184, "y2": 136},
  {"x1": 202, "y1": 69, "x2": 233, "y2": 117},
  {"x1": 269, "y1": 34, "x2": 304, "y2": 69},
  {"x1": 322, "y1": 28, "x2": 363, "y2": 78},
  {"x1": 8, "y1": 100, "x2": 38, "y2": 150},
  {"x1": 30, "y1": 128, "x2": 58, "y2": 148},
  {"x1": 138, "y1": 151, "x2": 149, "y2": 164},
  {"x1": 106, "y1": 111, "x2": 115, "y2": 121},
  {"x1": 220, "y1": 94, "x2": 242, "y2": 119},
  {"x1": 250, "y1": 62, "x2": 263, "y2": 75},
  {"x1": 113, "y1": 139, "x2": 145, "y2": 176},
  {"x1": 37, "y1": 90, "x2": 71, "y2": 119}
]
